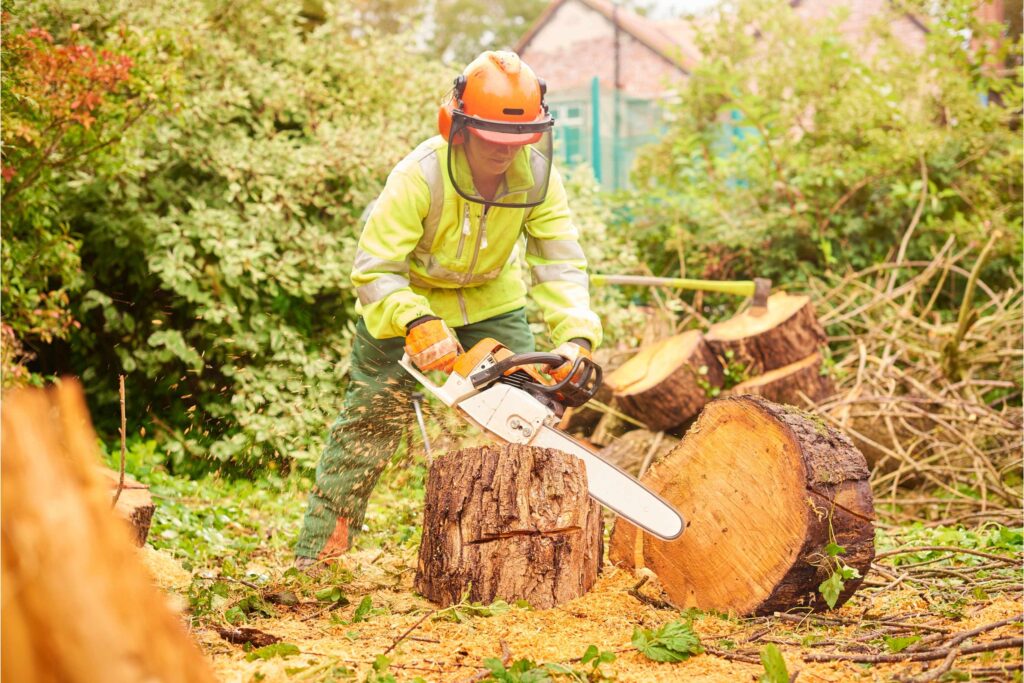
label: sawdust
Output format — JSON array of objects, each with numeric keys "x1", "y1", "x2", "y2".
[{"x1": 190, "y1": 557, "x2": 1023, "y2": 683}]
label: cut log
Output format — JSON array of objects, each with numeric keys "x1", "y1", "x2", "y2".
[
  {"x1": 609, "y1": 395, "x2": 874, "y2": 616},
  {"x1": 598, "y1": 429, "x2": 679, "y2": 477},
  {"x1": 705, "y1": 292, "x2": 827, "y2": 374},
  {"x1": 1, "y1": 381, "x2": 215, "y2": 683},
  {"x1": 730, "y1": 352, "x2": 836, "y2": 406},
  {"x1": 98, "y1": 468, "x2": 155, "y2": 547},
  {"x1": 415, "y1": 444, "x2": 602, "y2": 610},
  {"x1": 604, "y1": 330, "x2": 723, "y2": 432}
]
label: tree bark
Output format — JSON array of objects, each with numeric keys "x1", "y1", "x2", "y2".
[
  {"x1": 1, "y1": 381, "x2": 216, "y2": 683},
  {"x1": 729, "y1": 352, "x2": 836, "y2": 407},
  {"x1": 609, "y1": 395, "x2": 874, "y2": 616},
  {"x1": 604, "y1": 330, "x2": 723, "y2": 432},
  {"x1": 706, "y1": 292, "x2": 827, "y2": 374},
  {"x1": 415, "y1": 444, "x2": 602, "y2": 610}
]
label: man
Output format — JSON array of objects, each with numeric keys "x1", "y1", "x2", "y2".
[{"x1": 295, "y1": 51, "x2": 602, "y2": 567}]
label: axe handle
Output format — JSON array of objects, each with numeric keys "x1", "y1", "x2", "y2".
[{"x1": 591, "y1": 274, "x2": 756, "y2": 298}]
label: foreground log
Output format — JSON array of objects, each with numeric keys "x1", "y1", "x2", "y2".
[
  {"x1": 415, "y1": 444, "x2": 602, "y2": 610},
  {"x1": 2, "y1": 381, "x2": 215, "y2": 683},
  {"x1": 730, "y1": 352, "x2": 836, "y2": 406},
  {"x1": 604, "y1": 330, "x2": 723, "y2": 432},
  {"x1": 609, "y1": 395, "x2": 874, "y2": 615},
  {"x1": 706, "y1": 292, "x2": 827, "y2": 374},
  {"x1": 98, "y1": 468, "x2": 156, "y2": 547}
]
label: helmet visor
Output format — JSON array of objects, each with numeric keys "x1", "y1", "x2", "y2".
[{"x1": 448, "y1": 112, "x2": 554, "y2": 209}]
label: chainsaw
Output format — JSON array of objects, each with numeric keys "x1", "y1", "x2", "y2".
[{"x1": 400, "y1": 339, "x2": 684, "y2": 540}]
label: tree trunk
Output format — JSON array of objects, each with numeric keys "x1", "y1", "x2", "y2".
[
  {"x1": 415, "y1": 444, "x2": 602, "y2": 610},
  {"x1": 604, "y1": 330, "x2": 723, "y2": 432},
  {"x1": 609, "y1": 395, "x2": 874, "y2": 616},
  {"x1": 98, "y1": 468, "x2": 155, "y2": 547},
  {"x1": 1, "y1": 381, "x2": 216, "y2": 683},
  {"x1": 706, "y1": 292, "x2": 827, "y2": 374},
  {"x1": 729, "y1": 352, "x2": 836, "y2": 407}
]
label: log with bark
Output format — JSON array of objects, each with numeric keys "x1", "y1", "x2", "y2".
[
  {"x1": 604, "y1": 330, "x2": 723, "y2": 432},
  {"x1": 729, "y1": 351, "x2": 836, "y2": 407},
  {"x1": 415, "y1": 444, "x2": 602, "y2": 610},
  {"x1": 705, "y1": 292, "x2": 827, "y2": 374},
  {"x1": 1, "y1": 381, "x2": 215, "y2": 683},
  {"x1": 609, "y1": 394, "x2": 875, "y2": 616}
]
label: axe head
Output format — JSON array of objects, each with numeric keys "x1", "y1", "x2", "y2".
[{"x1": 748, "y1": 278, "x2": 772, "y2": 317}]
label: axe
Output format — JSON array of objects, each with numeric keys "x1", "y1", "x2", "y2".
[{"x1": 590, "y1": 274, "x2": 772, "y2": 315}]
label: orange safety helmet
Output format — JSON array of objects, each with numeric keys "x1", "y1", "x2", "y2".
[{"x1": 438, "y1": 51, "x2": 552, "y2": 146}]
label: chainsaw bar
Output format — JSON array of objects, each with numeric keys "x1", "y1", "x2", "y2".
[{"x1": 399, "y1": 352, "x2": 685, "y2": 541}]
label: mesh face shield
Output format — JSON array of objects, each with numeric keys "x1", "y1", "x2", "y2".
[{"x1": 447, "y1": 111, "x2": 554, "y2": 209}]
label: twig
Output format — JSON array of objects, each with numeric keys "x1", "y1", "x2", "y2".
[
  {"x1": 628, "y1": 575, "x2": 676, "y2": 610},
  {"x1": 801, "y1": 637, "x2": 1022, "y2": 663},
  {"x1": 873, "y1": 546, "x2": 1018, "y2": 564},
  {"x1": 897, "y1": 646, "x2": 960, "y2": 683},
  {"x1": 703, "y1": 645, "x2": 761, "y2": 664},
  {"x1": 112, "y1": 375, "x2": 127, "y2": 507},
  {"x1": 461, "y1": 640, "x2": 512, "y2": 683},
  {"x1": 381, "y1": 609, "x2": 436, "y2": 656}
]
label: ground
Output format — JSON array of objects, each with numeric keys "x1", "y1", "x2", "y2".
[{"x1": 130, "y1": 449, "x2": 1023, "y2": 683}]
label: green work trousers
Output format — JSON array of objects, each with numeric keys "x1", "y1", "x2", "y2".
[{"x1": 295, "y1": 308, "x2": 536, "y2": 559}]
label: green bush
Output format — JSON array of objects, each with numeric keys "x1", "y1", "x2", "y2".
[
  {"x1": 627, "y1": 0, "x2": 1021, "y2": 294},
  {"x1": 1, "y1": 6, "x2": 171, "y2": 385},
  {"x1": 13, "y1": 0, "x2": 447, "y2": 472}
]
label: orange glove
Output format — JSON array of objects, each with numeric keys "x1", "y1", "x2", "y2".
[
  {"x1": 405, "y1": 316, "x2": 462, "y2": 374},
  {"x1": 549, "y1": 339, "x2": 592, "y2": 383}
]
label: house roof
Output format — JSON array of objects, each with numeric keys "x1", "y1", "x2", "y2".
[{"x1": 514, "y1": 0, "x2": 701, "y2": 74}]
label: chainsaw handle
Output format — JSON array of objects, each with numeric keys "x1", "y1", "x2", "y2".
[
  {"x1": 469, "y1": 353, "x2": 603, "y2": 408},
  {"x1": 469, "y1": 352, "x2": 567, "y2": 388}
]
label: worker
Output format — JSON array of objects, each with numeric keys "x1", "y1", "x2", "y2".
[{"x1": 294, "y1": 51, "x2": 602, "y2": 568}]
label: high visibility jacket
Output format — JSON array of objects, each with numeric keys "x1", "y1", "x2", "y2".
[{"x1": 352, "y1": 135, "x2": 603, "y2": 348}]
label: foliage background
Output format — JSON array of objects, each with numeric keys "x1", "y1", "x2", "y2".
[{"x1": 2, "y1": 0, "x2": 1020, "y2": 475}]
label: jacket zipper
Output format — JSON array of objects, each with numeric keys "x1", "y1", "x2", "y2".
[
  {"x1": 455, "y1": 204, "x2": 470, "y2": 259},
  {"x1": 466, "y1": 205, "x2": 489, "y2": 284}
]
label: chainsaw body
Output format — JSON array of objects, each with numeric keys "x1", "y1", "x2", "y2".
[{"x1": 400, "y1": 338, "x2": 685, "y2": 540}]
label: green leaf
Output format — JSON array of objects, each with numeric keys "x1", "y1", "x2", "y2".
[
  {"x1": 824, "y1": 542, "x2": 846, "y2": 557},
  {"x1": 759, "y1": 644, "x2": 789, "y2": 683},
  {"x1": 352, "y1": 595, "x2": 373, "y2": 622},
  {"x1": 884, "y1": 635, "x2": 920, "y2": 653},
  {"x1": 245, "y1": 642, "x2": 300, "y2": 661},
  {"x1": 632, "y1": 620, "x2": 703, "y2": 662},
  {"x1": 819, "y1": 570, "x2": 844, "y2": 609}
]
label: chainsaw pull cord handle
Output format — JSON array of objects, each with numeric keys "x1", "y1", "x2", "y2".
[{"x1": 469, "y1": 353, "x2": 603, "y2": 407}]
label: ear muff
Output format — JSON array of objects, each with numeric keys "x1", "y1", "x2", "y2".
[{"x1": 438, "y1": 75, "x2": 469, "y2": 143}]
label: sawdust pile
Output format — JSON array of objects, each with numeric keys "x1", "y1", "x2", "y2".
[{"x1": 187, "y1": 550, "x2": 1022, "y2": 683}]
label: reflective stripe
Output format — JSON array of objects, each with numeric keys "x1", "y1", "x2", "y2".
[
  {"x1": 357, "y1": 274, "x2": 410, "y2": 305},
  {"x1": 418, "y1": 151, "x2": 444, "y2": 254},
  {"x1": 353, "y1": 248, "x2": 407, "y2": 275},
  {"x1": 531, "y1": 264, "x2": 589, "y2": 288},
  {"x1": 526, "y1": 237, "x2": 585, "y2": 261}
]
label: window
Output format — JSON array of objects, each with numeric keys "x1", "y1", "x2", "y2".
[{"x1": 551, "y1": 102, "x2": 586, "y2": 166}]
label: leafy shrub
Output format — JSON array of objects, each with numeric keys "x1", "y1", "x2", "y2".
[
  {"x1": 626, "y1": 0, "x2": 1021, "y2": 295},
  {"x1": 16, "y1": 0, "x2": 447, "y2": 471},
  {"x1": 1, "y1": 8, "x2": 167, "y2": 385}
]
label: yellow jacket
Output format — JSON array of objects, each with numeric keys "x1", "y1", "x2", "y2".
[{"x1": 352, "y1": 135, "x2": 602, "y2": 348}]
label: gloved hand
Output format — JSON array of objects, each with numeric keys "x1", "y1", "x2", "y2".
[
  {"x1": 549, "y1": 338, "x2": 592, "y2": 384},
  {"x1": 405, "y1": 315, "x2": 462, "y2": 374}
]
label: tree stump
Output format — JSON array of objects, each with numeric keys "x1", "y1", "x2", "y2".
[
  {"x1": 604, "y1": 330, "x2": 723, "y2": 432},
  {"x1": 98, "y1": 468, "x2": 156, "y2": 547},
  {"x1": 705, "y1": 292, "x2": 827, "y2": 374},
  {"x1": 415, "y1": 444, "x2": 602, "y2": 610},
  {"x1": 730, "y1": 352, "x2": 836, "y2": 406},
  {"x1": 1, "y1": 381, "x2": 216, "y2": 683},
  {"x1": 609, "y1": 395, "x2": 874, "y2": 616}
]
